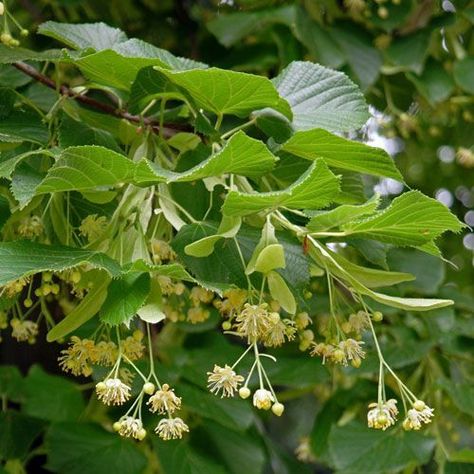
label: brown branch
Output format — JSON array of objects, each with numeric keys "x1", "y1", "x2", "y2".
[{"x1": 12, "y1": 61, "x2": 188, "y2": 138}]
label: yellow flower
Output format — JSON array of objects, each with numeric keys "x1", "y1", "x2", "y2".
[
  {"x1": 155, "y1": 417, "x2": 189, "y2": 440},
  {"x1": 367, "y1": 399, "x2": 398, "y2": 430},
  {"x1": 79, "y1": 214, "x2": 108, "y2": 241},
  {"x1": 150, "y1": 239, "x2": 176, "y2": 264},
  {"x1": 234, "y1": 303, "x2": 273, "y2": 343},
  {"x1": 18, "y1": 216, "x2": 44, "y2": 239},
  {"x1": 214, "y1": 289, "x2": 247, "y2": 315},
  {"x1": 58, "y1": 336, "x2": 96, "y2": 376},
  {"x1": 253, "y1": 389, "x2": 274, "y2": 410},
  {"x1": 403, "y1": 401, "x2": 434, "y2": 430},
  {"x1": 117, "y1": 416, "x2": 145, "y2": 439},
  {"x1": 96, "y1": 378, "x2": 131, "y2": 406},
  {"x1": 207, "y1": 365, "x2": 244, "y2": 398},
  {"x1": 187, "y1": 306, "x2": 210, "y2": 324},
  {"x1": 122, "y1": 331, "x2": 145, "y2": 361},
  {"x1": 147, "y1": 384, "x2": 182, "y2": 414},
  {"x1": 190, "y1": 286, "x2": 214, "y2": 305},
  {"x1": 93, "y1": 340, "x2": 118, "y2": 366},
  {"x1": 11, "y1": 319, "x2": 38, "y2": 343}
]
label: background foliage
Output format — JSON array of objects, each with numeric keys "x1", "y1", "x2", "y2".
[{"x1": 0, "y1": 1, "x2": 473, "y2": 473}]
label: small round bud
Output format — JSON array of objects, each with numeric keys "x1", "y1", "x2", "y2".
[
  {"x1": 239, "y1": 387, "x2": 251, "y2": 399},
  {"x1": 372, "y1": 311, "x2": 383, "y2": 322},
  {"x1": 269, "y1": 312, "x2": 280, "y2": 324},
  {"x1": 221, "y1": 321, "x2": 232, "y2": 331},
  {"x1": 303, "y1": 290, "x2": 312, "y2": 300},
  {"x1": 113, "y1": 421, "x2": 122, "y2": 432},
  {"x1": 9, "y1": 38, "x2": 19, "y2": 47},
  {"x1": 378, "y1": 6, "x2": 389, "y2": 19},
  {"x1": 402, "y1": 418, "x2": 412, "y2": 431},
  {"x1": 96, "y1": 382, "x2": 106, "y2": 391},
  {"x1": 42, "y1": 284, "x2": 51, "y2": 296},
  {"x1": 332, "y1": 349, "x2": 345, "y2": 363},
  {"x1": 1, "y1": 33, "x2": 11, "y2": 44},
  {"x1": 302, "y1": 329, "x2": 314, "y2": 341},
  {"x1": 0, "y1": 2, "x2": 4, "y2": 15},
  {"x1": 271, "y1": 402, "x2": 285, "y2": 417},
  {"x1": 24, "y1": 298, "x2": 33, "y2": 308},
  {"x1": 43, "y1": 272, "x2": 52, "y2": 282},
  {"x1": 377, "y1": 414, "x2": 388, "y2": 425},
  {"x1": 351, "y1": 357, "x2": 361, "y2": 368},
  {"x1": 136, "y1": 428, "x2": 147, "y2": 441},
  {"x1": 299, "y1": 340, "x2": 310, "y2": 352},
  {"x1": 34, "y1": 288, "x2": 43, "y2": 297},
  {"x1": 414, "y1": 400, "x2": 426, "y2": 411},
  {"x1": 51, "y1": 283, "x2": 60, "y2": 295},
  {"x1": 341, "y1": 322, "x2": 352, "y2": 334},
  {"x1": 143, "y1": 382, "x2": 155, "y2": 395},
  {"x1": 70, "y1": 271, "x2": 81, "y2": 284},
  {"x1": 20, "y1": 29, "x2": 29, "y2": 37}
]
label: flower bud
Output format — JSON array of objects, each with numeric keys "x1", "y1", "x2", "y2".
[
  {"x1": 351, "y1": 357, "x2": 361, "y2": 368},
  {"x1": 136, "y1": 428, "x2": 147, "y2": 441},
  {"x1": 0, "y1": 2, "x2": 4, "y2": 15},
  {"x1": 239, "y1": 387, "x2": 251, "y2": 399},
  {"x1": 372, "y1": 311, "x2": 383, "y2": 322},
  {"x1": 24, "y1": 298, "x2": 33, "y2": 308},
  {"x1": 271, "y1": 402, "x2": 285, "y2": 417},
  {"x1": 143, "y1": 382, "x2": 155, "y2": 395},
  {"x1": 113, "y1": 421, "x2": 122, "y2": 432},
  {"x1": 20, "y1": 29, "x2": 29, "y2": 37},
  {"x1": 221, "y1": 320, "x2": 231, "y2": 331},
  {"x1": 414, "y1": 400, "x2": 426, "y2": 411},
  {"x1": 96, "y1": 382, "x2": 106, "y2": 391}
]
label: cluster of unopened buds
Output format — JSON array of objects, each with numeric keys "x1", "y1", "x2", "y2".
[{"x1": 0, "y1": 2, "x2": 28, "y2": 47}]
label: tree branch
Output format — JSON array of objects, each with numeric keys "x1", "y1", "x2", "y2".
[{"x1": 12, "y1": 61, "x2": 188, "y2": 138}]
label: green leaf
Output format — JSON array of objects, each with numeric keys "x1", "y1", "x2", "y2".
[
  {"x1": 151, "y1": 66, "x2": 292, "y2": 118},
  {"x1": 310, "y1": 240, "x2": 454, "y2": 311},
  {"x1": 440, "y1": 380, "x2": 474, "y2": 417},
  {"x1": 0, "y1": 411, "x2": 44, "y2": 460},
  {"x1": 254, "y1": 244, "x2": 286, "y2": 274},
  {"x1": 267, "y1": 270, "x2": 296, "y2": 314},
  {"x1": 207, "y1": 5, "x2": 296, "y2": 48},
  {"x1": 204, "y1": 421, "x2": 266, "y2": 474},
  {"x1": 34, "y1": 146, "x2": 135, "y2": 196},
  {"x1": 272, "y1": 61, "x2": 369, "y2": 132},
  {"x1": 280, "y1": 129, "x2": 403, "y2": 180},
  {"x1": 58, "y1": 115, "x2": 121, "y2": 152},
  {"x1": 387, "y1": 248, "x2": 445, "y2": 294},
  {"x1": 47, "y1": 276, "x2": 110, "y2": 342},
  {"x1": 23, "y1": 365, "x2": 85, "y2": 422},
  {"x1": 153, "y1": 439, "x2": 228, "y2": 474},
  {"x1": 328, "y1": 422, "x2": 435, "y2": 473},
  {"x1": 408, "y1": 60, "x2": 455, "y2": 105},
  {"x1": 124, "y1": 260, "x2": 196, "y2": 282},
  {"x1": 185, "y1": 216, "x2": 241, "y2": 257},
  {"x1": 0, "y1": 44, "x2": 63, "y2": 63},
  {"x1": 222, "y1": 159, "x2": 340, "y2": 217},
  {"x1": 453, "y1": 57, "x2": 474, "y2": 94},
  {"x1": 178, "y1": 383, "x2": 253, "y2": 431},
  {"x1": 135, "y1": 131, "x2": 277, "y2": 184},
  {"x1": 136, "y1": 277, "x2": 165, "y2": 324},
  {"x1": 45, "y1": 422, "x2": 147, "y2": 474},
  {"x1": 342, "y1": 191, "x2": 464, "y2": 246},
  {"x1": 76, "y1": 39, "x2": 206, "y2": 90},
  {"x1": 329, "y1": 25, "x2": 382, "y2": 89},
  {"x1": 0, "y1": 241, "x2": 120, "y2": 286},
  {"x1": 38, "y1": 21, "x2": 127, "y2": 50},
  {"x1": 307, "y1": 195, "x2": 380, "y2": 232},
  {"x1": 0, "y1": 110, "x2": 48, "y2": 144},
  {"x1": 99, "y1": 272, "x2": 150, "y2": 326},
  {"x1": 385, "y1": 29, "x2": 431, "y2": 74},
  {"x1": 293, "y1": 9, "x2": 345, "y2": 69},
  {"x1": 328, "y1": 249, "x2": 415, "y2": 288}
]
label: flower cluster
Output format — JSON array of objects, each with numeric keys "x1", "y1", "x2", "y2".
[{"x1": 310, "y1": 338, "x2": 366, "y2": 367}]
